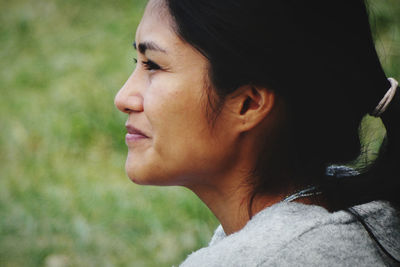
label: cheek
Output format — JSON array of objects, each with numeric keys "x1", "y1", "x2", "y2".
[
  {"x1": 142, "y1": 78, "x2": 229, "y2": 180},
  {"x1": 145, "y1": 78, "x2": 207, "y2": 151}
]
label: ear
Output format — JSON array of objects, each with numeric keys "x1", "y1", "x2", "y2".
[{"x1": 226, "y1": 84, "x2": 275, "y2": 132}]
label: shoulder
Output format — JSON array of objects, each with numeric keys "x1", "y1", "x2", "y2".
[
  {"x1": 180, "y1": 201, "x2": 399, "y2": 267},
  {"x1": 264, "y1": 201, "x2": 400, "y2": 266},
  {"x1": 262, "y1": 216, "x2": 383, "y2": 266}
]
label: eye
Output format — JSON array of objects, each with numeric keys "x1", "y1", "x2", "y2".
[
  {"x1": 142, "y1": 60, "x2": 161, "y2": 71},
  {"x1": 133, "y1": 57, "x2": 138, "y2": 63}
]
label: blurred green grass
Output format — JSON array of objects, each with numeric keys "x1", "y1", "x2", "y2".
[{"x1": 0, "y1": 0, "x2": 399, "y2": 266}]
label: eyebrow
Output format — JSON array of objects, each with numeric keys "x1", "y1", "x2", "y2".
[{"x1": 133, "y1": 41, "x2": 167, "y2": 54}]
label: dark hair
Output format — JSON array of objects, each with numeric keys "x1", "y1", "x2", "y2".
[{"x1": 164, "y1": 0, "x2": 400, "y2": 209}]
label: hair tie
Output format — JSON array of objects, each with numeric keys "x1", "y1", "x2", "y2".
[{"x1": 371, "y1": 77, "x2": 399, "y2": 117}]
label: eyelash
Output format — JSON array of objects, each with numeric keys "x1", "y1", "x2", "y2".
[{"x1": 133, "y1": 57, "x2": 161, "y2": 71}]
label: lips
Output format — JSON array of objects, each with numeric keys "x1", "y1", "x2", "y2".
[
  {"x1": 126, "y1": 125, "x2": 148, "y2": 137},
  {"x1": 125, "y1": 125, "x2": 149, "y2": 143}
]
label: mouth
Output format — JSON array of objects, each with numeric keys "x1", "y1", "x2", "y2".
[{"x1": 125, "y1": 125, "x2": 149, "y2": 143}]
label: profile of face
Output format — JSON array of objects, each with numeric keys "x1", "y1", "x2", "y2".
[{"x1": 114, "y1": 0, "x2": 241, "y2": 188}]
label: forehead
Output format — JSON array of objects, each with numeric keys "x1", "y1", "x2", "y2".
[
  {"x1": 135, "y1": 0, "x2": 207, "y2": 67},
  {"x1": 135, "y1": 0, "x2": 178, "y2": 51}
]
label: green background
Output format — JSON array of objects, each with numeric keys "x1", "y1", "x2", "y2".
[{"x1": 0, "y1": 0, "x2": 399, "y2": 266}]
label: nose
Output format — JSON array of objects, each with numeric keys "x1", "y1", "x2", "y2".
[{"x1": 114, "y1": 72, "x2": 144, "y2": 114}]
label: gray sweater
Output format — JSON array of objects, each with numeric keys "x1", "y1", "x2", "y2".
[{"x1": 180, "y1": 201, "x2": 400, "y2": 266}]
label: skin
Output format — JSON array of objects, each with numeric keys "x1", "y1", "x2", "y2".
[{"x1": 114, "y1": 0, "x2": 286, "y2": 235}]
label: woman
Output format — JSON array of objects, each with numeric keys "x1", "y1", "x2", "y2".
[{"x1": 115, "y1": 0, "x2": 400, "y2": 265}]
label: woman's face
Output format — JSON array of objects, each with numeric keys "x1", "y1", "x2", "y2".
[{"x1": 114, "y1": 1, "x2": 237, "y2": 187}]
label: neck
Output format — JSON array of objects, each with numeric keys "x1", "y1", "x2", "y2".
[
  {"x1": 186, "y1": 108, "x2": 291, "y2": 235},
  {"x1": 187, "y1": 167, "x2": 286, "y2": 235}
]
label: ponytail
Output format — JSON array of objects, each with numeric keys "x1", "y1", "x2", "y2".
[
  {"x1": 375, "y1": 78, "x2": 400, "y2": 207},
  {"x1": 322, "y1": 78, "x2": 400, "y2": 210}
]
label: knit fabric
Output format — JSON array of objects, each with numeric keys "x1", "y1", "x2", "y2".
[{"x1": 180, "y1": 201, "x2": 400, "y2": 266}]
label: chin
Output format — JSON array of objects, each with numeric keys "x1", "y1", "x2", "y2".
[
  {"x1": 125, "y1": 161, "x2": 167, "y2": 186},
  {"x1": 124, "y1": 154, "x2": 190, "y2": 186},
  {"x1": 125, "y1": 165, "x2": 188, "y2": 187},
  {"x1": 125, "y1": 152, "x2": 150, "y2": 184},
  {"x1": 125, "y1": 162, "x2": 151, "y2": 185},
  {"x1": 126, "y1": 172, "x2": 147, "y2": 185}
]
